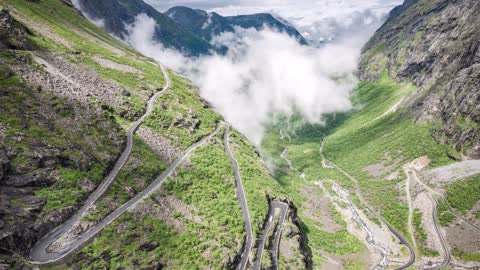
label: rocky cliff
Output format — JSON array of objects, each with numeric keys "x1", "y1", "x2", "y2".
[
  {"x1": 0, "y1": 8, "x2": 125, "y2": 266},
  {"x1": 360, "y1": 0, "x2": 480, "y2": 159}
]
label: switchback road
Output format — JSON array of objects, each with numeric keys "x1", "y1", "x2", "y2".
[
  {"x1": 30, "y1": 64, "x2": 222, "y2": 264},
  {"x1": 224, "y1": 125, "x2": 253, "y2": 270},
  {"x1": 253, "y1": 201, "x2": 288, "y2": 270}
]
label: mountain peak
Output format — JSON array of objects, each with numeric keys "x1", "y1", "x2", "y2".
[{"x1": 164, "y1": 5, "x2": 307, "y2": 45}]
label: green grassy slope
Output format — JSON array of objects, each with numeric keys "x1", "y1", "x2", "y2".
[
  {"x1": 261, "y1": 71, "x2": 455, "y2": 267},
  {"x1": 321, "y1": 74, "x2": 452, "y2": 235},
  {"x1": 5, "y1": 0, "x2": 166, "y2": 119},
  {"x1": 67, "y1": 128, "x2": 246, "y2": 270},
  {"x1": 1, "y1": 1, "x2": 295, "y2": 268},
  {"x1": 0, "y1": 53, "x2": 123, "y2": 213}
]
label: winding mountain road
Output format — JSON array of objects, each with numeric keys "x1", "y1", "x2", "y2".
[
  {"x1": 425, "y1": 194, "x2": 451, "y2": 270},
  {"x1": 413, "y1": 169, "x2": 480, "y2": 232},
  {"x1": 319, "y1": 138, "x2": 417, "y2": 270},
  {"x1": 224, "y1": 126, "x2": 253, "y2": 270},
  {"x1": 29, "y1": 64, "x2": 223, "y2": 264},
  {"x1": 253, "y1": 201, "x2": 288, "y2": 270},
  {"x1": 407, "y1": 169, "x2": 453, "y2": 269}
]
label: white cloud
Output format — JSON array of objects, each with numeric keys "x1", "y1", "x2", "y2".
[{"x1": 125, "y1": 14, "x2": 359, "y2": 144}]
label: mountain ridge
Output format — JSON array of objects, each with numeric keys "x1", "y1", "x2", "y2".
[
  {"x1": 77, "y1": 0, "x2": 214, "y2": 56},
  {"x1": 165, "y1": 5, "x2": 307, "y2": 45},
  {"x1": 74, "y1": 0, "x2": 306, "y2": 56}
]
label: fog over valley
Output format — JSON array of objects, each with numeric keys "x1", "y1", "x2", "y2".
[
  {"x1": 2, "y1": 0, "x2": 479, "y2": 269},
  {"x1": 70, "y1": 0, "x2": 403, "y2": 143}
]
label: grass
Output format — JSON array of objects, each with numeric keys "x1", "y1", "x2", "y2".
[
  {"x1": 413, "y1": 208, "x2": 439, "y2": 257},
  {"x1": 452, "y1": 248, "x2": 480, "y2": 262},
  {"x1": 437, "y1": 199, "x2": 455, "y2": 226},
  {"x1": 82, "y1": 136, "x2": 167, "y2": 222},
  {"x1": 445, "y1": 174, "x2": 480, "y2": 213},
  {"x1": 4, "y1": 0, "x2": 136, "y2": 56},
  {"x1": 145, "y1": 71, "x2": 222, "y2": 149},
  {"x1": 303, "y1": 221, "x2": 364, "y2": 256},
  {"x1": 35, "y1": 166, "x2": 104, "y2": 210},
  {"x1": 72, "y1": 129, "x2": 246, "y2": 269},
  {"x1": 343, "y1": 259, "x2": 367, "y2": 270},
  {"x1": 75, "y1": 55, "x2": 163, "y2": 94}
]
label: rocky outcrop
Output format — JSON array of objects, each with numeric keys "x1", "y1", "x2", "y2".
[
  {"x1": 0, "y1": 144, "x2": 8, "y2": 182},
  {"x1": 10, "y1": 53, "x2": 144, "y2": 121},
  {"x1": 0, "y1": 10, "x2": 124, "y2": 267},
  {"x1": 0, "y1": 8, "x2": 35, "y2": 50},
  {"x1": 280, "y1": 201, "x2": 313, "y2": 270},
  {"x1": 360, "y1": 0, "x2": 480, "y2": 159},
  {"x1": 137, "y1": 127, "x2": 181, "y2": 164}
]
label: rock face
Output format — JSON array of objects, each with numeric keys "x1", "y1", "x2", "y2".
[
  {"x1": 165, "y1": 6, "x2": 307, "y2": 45},
  {"x1": 0, "y1": 9, "x2": 124, "y2": 265},
  {"x1": 360, "y1": 0, "x2": 480, "y2": 159},
  {"x1": 0, "y1": 8, "x2": 35, "y2": 50}
]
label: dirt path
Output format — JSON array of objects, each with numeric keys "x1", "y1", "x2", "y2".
[{"x1": 404, "y1": 165, "x2": 418, "y2": 251}]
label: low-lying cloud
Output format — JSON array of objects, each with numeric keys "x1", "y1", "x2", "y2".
[{"x1": 125, "y1": 14, "x2": 363, "y2": 144}]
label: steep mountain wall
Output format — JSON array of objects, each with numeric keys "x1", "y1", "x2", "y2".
[{"x1": 360, "y1": 0, "x2": 480, "y2": 159}]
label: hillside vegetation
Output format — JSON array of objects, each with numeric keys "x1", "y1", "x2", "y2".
[{"x1": 0, "y1": 1, "x2": 300, "y2": 269}]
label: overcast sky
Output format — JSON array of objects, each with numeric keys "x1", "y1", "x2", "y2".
[{"x1": 144, "y1": 0, "x2": 403, "y2": 43}]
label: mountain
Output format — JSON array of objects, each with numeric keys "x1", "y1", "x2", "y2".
[
  {"x1": 164, "y1": 6, "x2": 308, "y2": 45},
  {"x1": 0, "y1": 1, "x2": 309, "y2": 269},
  {"x1": 76, "y1": 0, "x2": 213, "y2": 56},
  {"x1": 1, "y1": 0, "x2": 479, "y2": 269},
  {"x1": 263, "y1": 0, "x2": 480, "y2": 268},
  {"x1": 75, "y1": 0, "x2": 306, "y2": 56},
  {"x1": 360, "y1": 0, "x2": 480, "y2": 159}
]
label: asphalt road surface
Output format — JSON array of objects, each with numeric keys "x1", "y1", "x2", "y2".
[
  {"x1": 252, "y1": 201, "x2": 288, "y2": 270},
  {"x1": 29, "y1": 64, "x2": 221, "y2": 264},
  {"x1": 224, "y1": 125, "x2": 253, "y2": 270}
]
